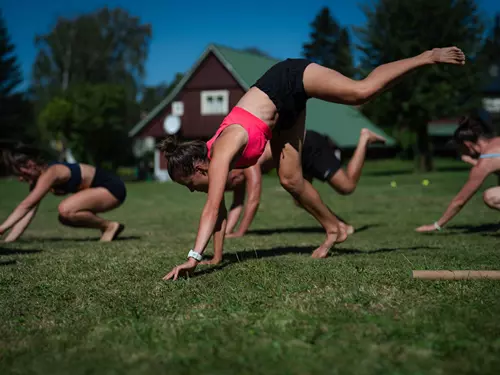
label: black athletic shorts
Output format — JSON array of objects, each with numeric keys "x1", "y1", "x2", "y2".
[
  {"x1": 91, "y1": 168, "x2": 127, "y2": 204},
  {"x1": 252, "y1": 58, "x2": 312, "y2": 130},
  {"x1": 301, "y1": 130, "x2": 342, "y2": 182}
]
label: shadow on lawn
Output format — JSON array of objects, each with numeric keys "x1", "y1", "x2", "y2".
[
  {"x1": 420, "y1": 223, "x2": 499, "y2": 236},
  {"x1": 192, "y1": 244, "x2": 436, "y2": 278},
  {"x1": 32, "y1": 235, "x2": 142, "y2": 242},
  {"x1": 247, "y1": 224, "x2": 378, "y2": 236},
  {"x1": 0, "y1": 246, "x2": 43, "y2": 256},
  {"x1": 0, "y1": 260, "x2": 17, "y2": 266}
]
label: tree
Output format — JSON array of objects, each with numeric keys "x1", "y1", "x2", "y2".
[
  {"x1": 302, "y1": 7, "x2": 355, "y2": 78},
  {"x1": 32, "y1": 7, "x2": 152, "y2": 109},
  {"x1": 140, "y1": 73, "x2": 183, "y2": 113},
  {"x1": 39, "y1": 84, "x2": 135, "y2": 169},
  {"x1": 356, "y1": 0, "x2": 485, "y2": 171},
  {"x1": 0, "y1": 10, "x2": 33, "y2": 143},
  {"x1": 482, "y1": 14, "x2": 500, "y2": 69}
]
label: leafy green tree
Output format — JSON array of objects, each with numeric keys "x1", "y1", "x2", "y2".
[
  {"x1": 140, "y1": 73, "x2": 183, "y2": 113},
  {"x1": 39, "y1": 84, "x2": 135, "y2": 169},
  {"x1": 32, "y1": 7, "x2": 152, "y2": 109},
  {"x1": 302, "y1": 7, "x2": 355, "y2": 78},
  {"x1": 356, "y1": 0, "x2": 485, "y2": 171}
]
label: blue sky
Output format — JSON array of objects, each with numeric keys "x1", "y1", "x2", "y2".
[{"x1": 2, "y1": 0, "x2": 499, "y2": 89}]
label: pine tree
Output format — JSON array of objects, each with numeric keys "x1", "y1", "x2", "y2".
[
  {"x1": 482, "y1": 14, "x2": 500, "y2": 70},
  {"x1": 302, "y1": 7, "x2": 355, "y2": 78},
  {"x1": 0, "y1": 10, "x2": 31, "y2": 142},
  {"x1": 356, "y1": 0, "x2": 485, "y2": 171}
]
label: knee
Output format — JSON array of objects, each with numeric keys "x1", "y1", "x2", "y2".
[
  {"x1": 279, "y1": 172, "x2": 304, "y2": 195},
  {"x1": 351, "y1": 82, "x2": 373, "y2": 105},
  {"x1": 336, "y1": 182, "x2": 356, "y2": 196},
  {"x1": 58, "y1": 202, "x2": 76, "y2": 220},
  {"x1": 483, "y1": 190, "x2": 499, "y2": 208}
]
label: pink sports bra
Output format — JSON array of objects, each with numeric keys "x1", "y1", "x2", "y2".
[{"x1": 206, "y1": 106, "x2": 272, "y2": 169}]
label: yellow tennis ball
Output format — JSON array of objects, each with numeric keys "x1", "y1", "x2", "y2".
[
  {"x1": 390, "y1": 181, "x2": 397, "y2": 188},
  {"x1": 422, "y1": 179, "x2": 430, "y2": 186}
]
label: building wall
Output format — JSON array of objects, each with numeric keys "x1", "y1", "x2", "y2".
[{"x1": 138, "y1": 52, "x2": 245, "y2": 140}]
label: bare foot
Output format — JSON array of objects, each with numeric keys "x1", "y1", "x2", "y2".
[
  {"x1": 429, "y1": 47, "x2": 465, "y2": 65},
  {"x1": 100, "y1": 222, "x2": 125, "y2": 242},
  {"x1": 311, "y1": 225, "x2": 348, "y2": 258},
  {"x1": 361, "y1": 128, "x2": 386, "y2": 144}
]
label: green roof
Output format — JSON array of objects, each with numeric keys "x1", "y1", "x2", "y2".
[
  {"x1": 428, "y1": 121, "x2": 458, "y2": 137},
  {"x1": 130, "y1": 43, "x2": 397, "y2": 147}
]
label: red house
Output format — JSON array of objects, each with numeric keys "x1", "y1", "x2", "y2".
[{"x1": 129, "y1": 44, "x2": 395, "y2": 181}]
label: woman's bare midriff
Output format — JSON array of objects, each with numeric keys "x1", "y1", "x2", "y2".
[
  {"x1": 235, "y1": 87, "x2": 279, "y2": 130},
  {"x1": 79, "y1": 163, "x2": 97, "y2": 190}
]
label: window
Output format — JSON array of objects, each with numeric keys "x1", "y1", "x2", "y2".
[
  {"x1": 172, "y1": 101, "x2": 184, "y2": 116},
  {"x1": 201, "y1": 90, "x2": 229, "y2": 115},
  {"x1": 483, "y1": 98, "x2": 500, "y2": 113}
]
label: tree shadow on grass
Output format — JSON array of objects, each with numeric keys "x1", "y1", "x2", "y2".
[
  {"x1": 0, "y1": 260, "x2": 17, "y2": 266},
  {"x1": 364, "y1": 169, "x2": 412, "y2": 177},
  {"x1": 191, "y1": 244, "x2": 436, "y2": 278},
  {"x1": 29, "y1": 235, "x2": 142, "y2": 242},
  {"x1": 435, "y1": 166, "x2": 470, "y2": 173},
  {"x1": 0, "y1": 246, "x2": 43, "y2": 256},
  {"x1": 246, "y1": 224, "x2": 379, "y2": 236},
  {"x1": 419, "y1": 223, "x2": 500, "y2": 236},
  {"x1": 448, "y1": 223, "x2": 499, "y2": 233}
]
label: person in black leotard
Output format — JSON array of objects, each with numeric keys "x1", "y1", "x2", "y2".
[
  {"x1": 0, "y1": 147, "x2": 126, "y2": 242},
  {"x1": 223, "y1": 128, "x2": 384, "y2": 238}
]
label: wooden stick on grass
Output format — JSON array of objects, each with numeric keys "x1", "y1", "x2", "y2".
[{"x1": 412, "y1": 270, "x2": 500, "y2": 280}]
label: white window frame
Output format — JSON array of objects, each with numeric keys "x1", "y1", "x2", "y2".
[{"x1": 200, "y1": 90, "x2": 229, "y2": 115}]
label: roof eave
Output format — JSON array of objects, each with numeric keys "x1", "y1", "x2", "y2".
[{"x1": 129, "y1": 45, "x2": 215, "y2": 137}]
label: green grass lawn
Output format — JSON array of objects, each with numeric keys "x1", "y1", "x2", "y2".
[{"x1": 1, "y1": 159, "x2": 499, "y2": 375}]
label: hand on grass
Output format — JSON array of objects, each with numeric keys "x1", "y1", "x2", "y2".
[
  {"x1": 415, "y1": 224, "x2": 438, "y2": 233},
  {"x1": 163, "y1": 258, "x2": 198, "y2": 281}
]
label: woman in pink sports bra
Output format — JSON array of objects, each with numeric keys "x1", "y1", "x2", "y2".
[{"x1": 162, "y1": 46, "x2": 466, "y2": 281}]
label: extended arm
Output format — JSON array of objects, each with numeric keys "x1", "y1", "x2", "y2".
[
  {"x1": 163, "y1": 127, "x2": 248, "y2": 280},
  {"x1": 202, "y1": 198, "x2": 228, "y2": 265},
  {"x1": 416, "y1": 165, "x2": 489, "y2": 232},
  {"x1": 0, "y1": 168, "x2": 61, "y2": 235},
  {"x1": 226, "y1": 180, "x2": 246, "y2": 234},
  {"x1": 3, "y1": 205, "x2": 39, "y2": 242},
  {"x1": 227, "y1": 165, "x2": 262, "y2": 237}
]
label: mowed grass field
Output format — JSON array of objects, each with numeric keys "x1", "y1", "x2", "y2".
[{"x1": 1, "y1": 159, "x2": 499, "y2": 375}]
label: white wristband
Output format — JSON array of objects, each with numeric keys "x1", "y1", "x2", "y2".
[
  {"x1": 434, "y1": 222, "x2": 442, "y2": 231},
  {"x1": 187, "y1": 250, "x2": 203, "y2": 261}
]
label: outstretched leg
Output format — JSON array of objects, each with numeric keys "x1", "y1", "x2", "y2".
[
  {"x1": 328, "y1": 128, "x2": 386, "y2": 195},
  {"x1": 58, "y1": 188, "x2": 124, "y2": 241},
  {"x1": 271, "y1": 111, "x2": 347, "y2": 258},
  {"x1": 303, "y1": 47, "x2": 465, "y2": 105}
]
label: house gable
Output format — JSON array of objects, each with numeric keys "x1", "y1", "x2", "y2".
[{"x1": 133, "y1": 50, "x2": 245, "y2": 139}]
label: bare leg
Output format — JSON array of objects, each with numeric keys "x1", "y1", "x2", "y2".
[
  {"x1": 58, "y1": 188, "x2": 124, "y2": 241},
  {"x1": 271, "y1": 111, "x2": 347, "y2": 259},
  {"x1": 292, "y1": 175, "x2": 354, "y2": 235},
  {"x1": 328, "y1": 128, "x2": 386, "y2": 195},
  {"x1": 483, "y1": 187, "x2": 500, "y2": 211},
  {"x1": 303, "y1": 47, "x2": 465, "y2": 105}
]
